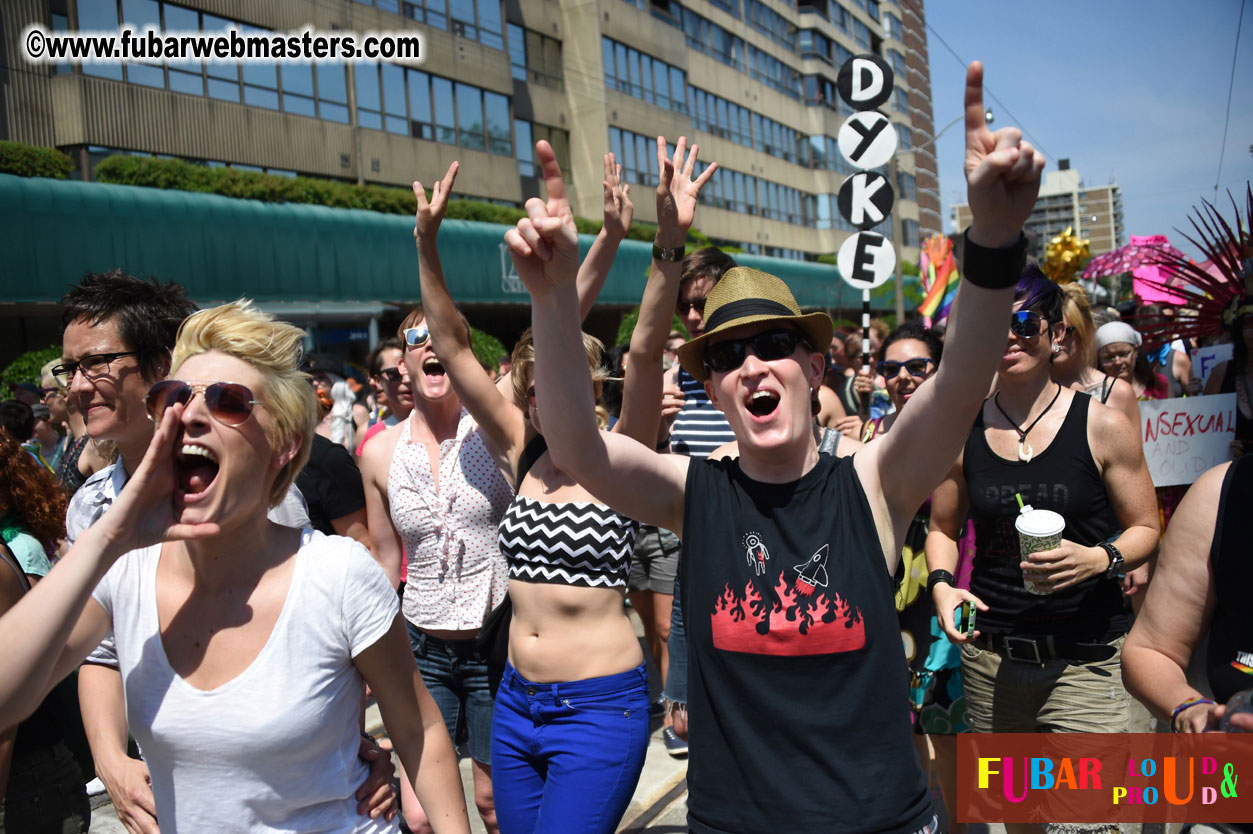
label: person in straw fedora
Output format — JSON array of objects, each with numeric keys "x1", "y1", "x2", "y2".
[{"x1": 507, "y1": 62, "x2": 1043, "y2": 834}]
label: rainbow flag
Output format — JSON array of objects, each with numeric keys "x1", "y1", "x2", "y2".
[{"x1": 918, "y1": 234, "x2": 959, "y2": 324}]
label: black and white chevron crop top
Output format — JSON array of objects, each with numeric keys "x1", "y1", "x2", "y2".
[{"x1": 498, "y1": 497, "x2": 639, "y2": 589}]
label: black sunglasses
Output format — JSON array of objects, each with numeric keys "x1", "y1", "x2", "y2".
[
  {"x1": 146, "y1": 380, "x2": 263, "y2": 427},
  {"x1": 877, "y1": 357, "x2": 936, "y2": 379},
  {"x1": 704, "y1": 329, "x2": 812, "y2": 374},
  {"x1": 51, "y1": 351, "x2": 138, "y2": 385},
  {"x1": 677, "y1": 298, "x2": 707, "y2": 316},
  {"x1": 376, "y1": 367, "x2": 403, "y2": 382},
  {"x1": 1009, "y1": 310, "x2": 1045, "y2": 338}
]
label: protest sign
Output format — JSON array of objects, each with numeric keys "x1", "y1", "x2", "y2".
[
  {"x1": 1192, "y1": 343, "x2": 1233, "y2": 388},
  {"x1": 1139, "y1": 394, "x2": 1236, "y2": 487}
]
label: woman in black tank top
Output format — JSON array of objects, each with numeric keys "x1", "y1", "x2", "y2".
[
  {"x1": 926, "y1": 266, "x2": 1159, "y2": 742},
  {"x1": 1124, "y1": 456, "x2": 1253, "y2": 745}
]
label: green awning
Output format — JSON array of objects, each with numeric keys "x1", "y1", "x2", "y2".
[{"x1": 0, "y1": 174, "x2": 915, "y2": 309}]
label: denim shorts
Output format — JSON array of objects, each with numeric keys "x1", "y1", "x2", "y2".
[
  {"x1": 407, "y1": 621, "x2": 495, "y2": 765},
  {"x1": 664, "y1": 565, "x2": 687, "y2": 707},
  {"x1": 628, "y1": 525, "x2": 680, "y2": 594},
  {"x1": 0, "y1": 741, "x2": 90, "y2": 834}
]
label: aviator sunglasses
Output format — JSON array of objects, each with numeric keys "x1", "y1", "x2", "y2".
[
  {"x1": 1009, "y1": 310, "x2": 1045, "y2": 339},
  {"x1": 145, "y1": 380, "x2": 263, "y2": 427},
  {"x1": 703, "y1": 329, "x2": 812, "y2": 374},
  {"x1": 877, "y1": 357, "x2": 936, "y2": 379}
]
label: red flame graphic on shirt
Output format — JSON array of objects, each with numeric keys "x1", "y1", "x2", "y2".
[{"x1": 710, "y1": 573, "x2": 865, "y2": 656}]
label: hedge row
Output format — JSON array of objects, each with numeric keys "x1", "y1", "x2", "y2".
[
  {"x1": 0, "y1": 142, "x2": 73, "y2": 179},
  {"x1": 1, "y1": 345, "x2": 61, "y2": 391},
  {"x1": 90, "y1": 154, "x2": 711, "y2": 245}
]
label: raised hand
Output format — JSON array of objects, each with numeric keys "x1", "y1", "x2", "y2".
[
  {"x1": 504, "y1": 140, "x2": 580, "y2": 296},
  {"x1": 602, "y1": 153, "x2": 634, "y2": 241},
  {"x1": 656, "y1": 136, "x2": 717, "y2": 235},
  {"x1": 98, "y1": 403, "x2": 220, "y2": 555},
  {"x1": 963, "y1": 61, "x2": 1044, "y2": 248},
  {"x1": 413, "y1": 161, "x2": 459, "y2": 241}
]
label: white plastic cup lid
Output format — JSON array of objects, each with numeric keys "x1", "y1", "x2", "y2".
[{"x1": 1015, "y1": 508, "x2": 1065, "y2": 537}]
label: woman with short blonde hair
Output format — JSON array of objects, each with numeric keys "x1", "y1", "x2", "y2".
[{"x1": 0, "y1": 300, "x2": 471, "y2": 834}]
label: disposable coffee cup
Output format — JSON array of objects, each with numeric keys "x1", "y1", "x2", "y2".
[{"x1": 1015, "y1": 508, "x2": 1064, "y2": 595}]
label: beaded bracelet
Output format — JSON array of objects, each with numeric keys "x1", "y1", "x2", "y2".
[{"x1": 1170, "y1": 696, "x2": 1215, "y2": 732}]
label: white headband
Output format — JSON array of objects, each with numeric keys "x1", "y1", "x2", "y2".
[{"x1": 1095, "y1": 321, "x2": 1142, "y2": 350}]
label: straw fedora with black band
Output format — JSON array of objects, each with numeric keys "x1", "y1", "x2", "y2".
[{"x1": 676, "y1": 267, "x2": 834, "y2": 382}]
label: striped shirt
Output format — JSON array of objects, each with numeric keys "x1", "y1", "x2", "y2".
[
  {"x1": 499, "y1": 497, "x2": 639, "y2": 588},
  {"x1": 670, "y1": 368, "x2": 735, "y2": 459}
]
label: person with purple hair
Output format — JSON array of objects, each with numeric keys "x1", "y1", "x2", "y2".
[{"x1": 925, "y1": 266, "x2": 1159, "y2": 826}]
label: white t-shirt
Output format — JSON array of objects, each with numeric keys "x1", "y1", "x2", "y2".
[{"x1": 91, "y1": 530, "x2": 400, "y2": 833}]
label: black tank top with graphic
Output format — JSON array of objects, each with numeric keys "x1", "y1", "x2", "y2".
[
  {"x1": 963, "y1": 393, "x2": 1128, "y2": 639},
  {"x1": 680, "y1": 454, "x2": 933, "y2": 834},
  {"x1": 1207, "y1": 455, "x2": 1253, "y2": 703}
]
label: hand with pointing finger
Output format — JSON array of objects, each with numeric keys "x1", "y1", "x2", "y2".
[
  {"x1": 963, "y1": 61, "x2": 1044, "y2": 248},
  {"x1": 504, "y1": 141, "x2": 581, "y2": 296}
]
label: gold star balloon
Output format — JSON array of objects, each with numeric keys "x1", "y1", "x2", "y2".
[{"x1": 1042, "y1": 226, "x2": 1091, "y2": 284}]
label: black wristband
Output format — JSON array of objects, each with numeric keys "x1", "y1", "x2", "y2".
[
  {"x1": 960, "y1": 230, "x2": 1028, "y2": 289},
  {"x1": 927, "y1": 569, "x2": 956, "y2": 595},
  {"x1": 656, "y1": 436, "x2": 671, "y2": 451},
  {"x1": 653, "y1": 242, "x2": 685, "y2": 263}
]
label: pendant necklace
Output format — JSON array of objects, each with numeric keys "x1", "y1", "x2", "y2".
[{"x1": 993, "y1": 382, "x2": 1062, "y2": 463}]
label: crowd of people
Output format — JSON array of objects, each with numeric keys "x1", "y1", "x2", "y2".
[{"x1": 0, "y1": 60, "x2": 1250, "y2": 834}]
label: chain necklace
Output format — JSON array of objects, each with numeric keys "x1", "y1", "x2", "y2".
[{"x1": 993, "y1": 382, "x2": 1063, "y2": 463}]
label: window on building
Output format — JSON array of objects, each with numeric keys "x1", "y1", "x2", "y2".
[
  {"x1": 602, "y1": 37, "x2": 686, "y2": 114},
  {"x1": 510, "y1": 24, "x2": 564, "y2": 90},
  {"x1": 901, "y1": 219, "x2": 920, "y2": 247},
  {"x1": 883, "y1": 12, "x2": 902, "y2": 41},
  {"x1": 896, "y1": 170, "x2": 916, "y2": 201},
  {"x1": 515, "y1": 119, "x2": 534, "y2": 176}
]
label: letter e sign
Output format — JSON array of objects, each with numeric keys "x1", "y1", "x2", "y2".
[{"x1": 838, "y1": 231, "x2": 896, "y2": 290}]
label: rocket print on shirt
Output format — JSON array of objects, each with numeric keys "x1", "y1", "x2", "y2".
[{"x1": 712, "y1": 535, "x2": 865, "y2": 657}]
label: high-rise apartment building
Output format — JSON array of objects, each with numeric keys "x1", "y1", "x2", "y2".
[
  {"x1": 2, "y1": 0, "x2": 938, "y2": 266},
  {"x1": 951, "y1": 160, "x2": 1125, "y2": 262}
]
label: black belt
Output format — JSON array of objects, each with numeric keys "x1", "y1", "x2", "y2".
[{"x1": 972, "y1": 633, "x2": 1119, "y2": 665}]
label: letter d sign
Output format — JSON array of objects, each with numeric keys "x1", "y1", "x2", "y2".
[{"x1": 837, "y1": 54, "x2": 893, "y2": 110}]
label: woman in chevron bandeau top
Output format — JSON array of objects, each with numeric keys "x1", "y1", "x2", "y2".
[{"x1": 413, "y1": 138, "x2": 716, "y2": 834}]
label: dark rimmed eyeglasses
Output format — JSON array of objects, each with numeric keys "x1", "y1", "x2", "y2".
[
  {"x1": 403, "y1": 326, "x2": 430, "y2": 347},
  {"x1": 1009, "y1": 310, "x2": 1045, "y2": 338},
  {"x1": 376, "y1": 367, "x2": 403, "y2": 382},
  {"x1": 877, "y1": 357, "x2": 936, "y2": 379},
  {"x1": 145, "y1": 380, "x2": 264, "y2": 427},
  {"x1": 50, "y1": 351, "x2": 138, "y2": 385},
  {"x1": 703, "y1": 329, "x2": 813, "y2": 374}
]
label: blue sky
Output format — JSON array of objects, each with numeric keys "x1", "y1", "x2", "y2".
[{"x1": 927, "y1": 0, "x2": 1252, "y2": 260}]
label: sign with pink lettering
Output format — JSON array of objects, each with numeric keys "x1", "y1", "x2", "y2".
[{"x1": 1139, "y1": 394, "x2": 1237, "y2": 486}]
